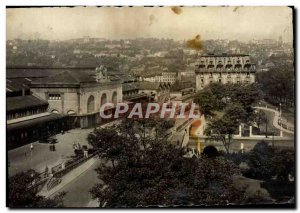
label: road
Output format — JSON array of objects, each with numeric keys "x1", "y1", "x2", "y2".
[
  {"x1": 50, "y1": 158, "x2": 102, "y2": 207},
  {"x1": 8, "y1": 120, "x2": 121, "y2": 176},
  {"x1": 8, "y1": 128, "x2": 93, "y2": 176},
  {"x1": 254, "y1": 106, "x2": 294, "y2": 135}
]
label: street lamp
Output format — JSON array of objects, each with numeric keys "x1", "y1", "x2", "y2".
[
  {"x1": 30, "y1": 143, "x2": 34, "y2": 170},
  {"x1": 279, "y1": 102, "x2": 282, "y2": 121},
  {"x1": 279, "y1": 102, "x2": 283, "y2": 134}
]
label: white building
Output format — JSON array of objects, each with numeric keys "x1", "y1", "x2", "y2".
[
  {"x1": 144, "y1": 72, "x2": 177, "y2": 84},
  {"x1": 195, "y1": 54, "x2": 256, "y2": 91}
]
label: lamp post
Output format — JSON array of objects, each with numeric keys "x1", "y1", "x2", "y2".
[
  {"x1": 279, "y1": 102, "x2": 282, "y2": 120},
  {"x1": 279, "y1": 102, "x2": 283, "y2": 135},
  {"x1": 30, "y1": 143, "x2": 34, "y2": 170}
]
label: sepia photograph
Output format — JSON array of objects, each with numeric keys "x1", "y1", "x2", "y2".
[{"x1": 6, "y1": 6, "x2": 295, "y2": 208}]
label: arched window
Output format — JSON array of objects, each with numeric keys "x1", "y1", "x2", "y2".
[
  {"x1": 112, "y1": 91, "x2": 118, "y2": 105},
  {"x1": 51, "y1": 109, "x2": 59, "y2": 114},
  {"x1": 87, "y1": 95, "x2": 95, "y2": 113},
  {"x1": 100, "y1": 93, "x2": 107, "y2": 107}
]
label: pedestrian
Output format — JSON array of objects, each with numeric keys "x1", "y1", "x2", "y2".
[{"x1": 30, "y1": 143, "x2": 34, "y2": 151}]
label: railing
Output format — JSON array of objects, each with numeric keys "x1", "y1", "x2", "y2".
[
  {"x1": 278, "y1": 119, "x2": 294, "y2": 132},
  {"x1": 46, "y1": 150, "x2": 100, "y2": 191},
  {"x1": 47, "y1": 177, "x2": 62, "y2": 191},
  {"x1": 28, "y1": 177, "x2": 49, "y2": 192},
  {"x1": 53, "y1": 150, "x2": 99, "y2": 179}
]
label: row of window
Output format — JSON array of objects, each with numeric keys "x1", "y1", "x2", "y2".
[
  {"x1": 200, "y1": 58, "x2": 250, "y2": 63},
  {"x1": 201, "y1": 79, "x2": 251, "y2": 84},
  {"x1": 204, "y1": 66, "x2": 252, "y2": 70},
  {"x1": 124, "y1": 90, "x2": 139, "y2": 97},
  {"x1": 48, "y1": 94, "x2": 61, "y2": 100},
  {"x1": 201, "y1": 73, "x2": 251, "y2": 77},
  {"x1": 7, "y1": 107, "x2": 48, "y2": 120}
]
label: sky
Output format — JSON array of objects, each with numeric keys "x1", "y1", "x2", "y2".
[{"x1": 6, "y1": 6, "x2": 293, "y2": 42}]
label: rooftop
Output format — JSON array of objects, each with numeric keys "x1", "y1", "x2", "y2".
[
  {"x1": 7, "y1": 113, "x2": 65, "y2": 131},
  {"x1": 138, "y1": 82, "x2": 171, "y2": 90},
  {"x1": 7, "y1": 95, "x2": 48, "y2": 112},
  {"x1": 6, "y1": 79, "x2": 30, "y2": 93},
  {"x1": 30, "y1": 70, "x2": 98, "y2": 85}
]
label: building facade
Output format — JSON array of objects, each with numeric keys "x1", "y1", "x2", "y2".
[
  {"x1": 30, "y1": 67, "x2": 122, "y2": 128},
  {"x1": 195, "y1": 54, "x2": 256, "y2": 90},
  {"x1": 6, "y1": 94, "x2": 68, "y2": 149},
  {"x1": 138, "y1": 82, "x2": 171, "y2": 103},
  {"x1": 143, "y1": 72, "x2": 177, "y2": 84}
]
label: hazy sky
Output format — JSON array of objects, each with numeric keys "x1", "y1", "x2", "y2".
[{"x1": 6, "y1": 6, "x2": 293, "y2": 42}]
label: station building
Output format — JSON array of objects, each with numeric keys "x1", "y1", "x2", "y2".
[{"x1": 29, "y1": 67, "x2": 122, "y2": 128}]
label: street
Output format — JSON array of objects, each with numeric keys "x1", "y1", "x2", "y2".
[
  {"x1": 8, "y1": 128, "x2": 94, "y2": 176},
  {"x1": 50, "y1": 158, "x2": 102, "y2": 207}
]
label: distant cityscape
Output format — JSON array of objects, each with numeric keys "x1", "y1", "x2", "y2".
[{"x1": 6, "y1": 6, "x2": 295, "y2": 209}]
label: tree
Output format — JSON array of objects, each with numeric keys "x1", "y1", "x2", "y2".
[
  {"x1": 88, "y1": 126, "x2": 127, "y2": 168},
  {"x1": 89, "y1": 119, "x2": 247, "y2": 207},
  {"x1": 246, "y1": 142, "x2": 295, "y2": 183},
  {"x1": 255, "y1": 110, "x2": 269, "y2": 137},
  {"x1": 246, "y1": 141, "x2": 274, "y2": 180},
  {"x1": 256, "y1": 66, "x2": 294, "y2": 107},
  {"x1": 271, "y1": 149, "x2": 295, "y2": 182},
  {"x1": 255, "y1": 110, "x2": 266, "y2": 129},
  {"x1": 8, "y1": 169, "x2": 66, "y2": 207},
  {"x1": 194, "y1": 82, "x2": 261, "y2": 121},
  {"x1": 226, "y1": 83, "x2": 261, "y2": 120},
  {"x1": 194, "y1": 90, "x2": 217, "y2": 117},
  {"x1": 245, "y1": 143, "x2": 295, "y2": 203},
  {"x1": 204, "y1": 104, "x2": 247, "y2": 153}
]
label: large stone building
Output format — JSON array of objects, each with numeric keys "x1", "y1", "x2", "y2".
[
  {"x1": 30, "y1": 67, "x2": 122, "y2": 128},
  {"x1": 195, "y1": 54, "x2": 256, "y2": 90}
]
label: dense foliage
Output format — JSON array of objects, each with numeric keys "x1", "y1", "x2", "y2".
[
  {"x1": 195, "y1": 83, "x2": 261, "y2": 153},
  {"x1": 8, "y1": 170, "x2": 66, "y2": 208},
  {"x1": 256, "y1": 66, "x2": 294, "y2": 107},
  {"x1": 246, "y1": 141, "x2": 295, "y2": 182},
  {"x1": 88, "y1": 119, "x2": 248, "y2": 207}
]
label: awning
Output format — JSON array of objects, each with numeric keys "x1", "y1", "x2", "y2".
[{"x1": 7, "y1": 113, "x2": 66, "y2": 131}]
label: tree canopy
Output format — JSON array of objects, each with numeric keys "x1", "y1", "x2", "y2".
[
  {"x1": 195, "y1": 83, "x2": 261, "y2": 153},
  {"x1": 204, "y1": 104, "x2": 247, "y2": 153},
  {"x1": 194, "y1": 82, "x2": 261, "y2": 121},
  {"x1": 88, "y1": 118, "x2": 248, "y2": 207},
  {"x1": 256, "y1": 66, "x2": 294, "y2": 107},
  {"x1": 8, "y1": 169, "x2": 66, "y2": 208}
]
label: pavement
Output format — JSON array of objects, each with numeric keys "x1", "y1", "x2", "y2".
[{"x1": 8, "y1": 128, "x2": 94, "y2": 176}]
